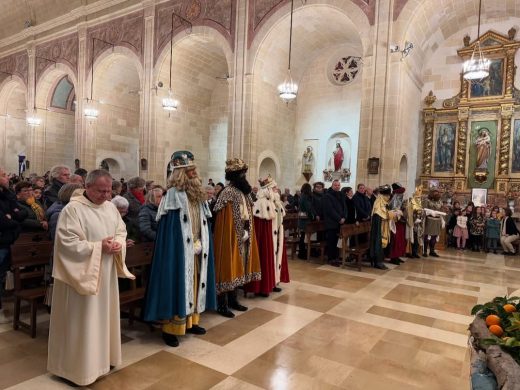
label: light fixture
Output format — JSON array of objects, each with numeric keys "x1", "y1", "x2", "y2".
[
  {"x1": 278, "y1": 0, "x2": 298, "y2": 103},
  {"x1": 85, "y1": 37, "x2": 114, "y2": 120},
  {"x1": 463, "y1": 0, "x2": 490, "y2": 80},
  {"x1": 27, "y1": 56, "x2": 56, "y2": 127},
  {"x1": 162, "y1": 13, "x2": 191, "y2": 113}
]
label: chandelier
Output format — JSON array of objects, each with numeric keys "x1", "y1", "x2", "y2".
[
  {"x1": 278, "y1": 0, "x2": 298, "y2": 102},
  {"x1": 463, "y1": 0, "x2": 490, "y2": 80},
  {"x1": 26, "y1": 115, "x2": 41, "y2": 127},
  {"x1": 84, "y1": 103, "x2": 99, "y2": 120},
  {"x1": 85, "y1": 38, "x2": 114, "y2": 120},
  {"x1": 162, "y1": 90, "x2": 179, "y2": 111}
]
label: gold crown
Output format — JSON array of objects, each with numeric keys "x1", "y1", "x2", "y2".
[{"x1": 225, "y1": 158, "x2": 248, "y2": 173}]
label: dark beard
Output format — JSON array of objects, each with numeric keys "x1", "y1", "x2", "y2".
[{"x1": 232, "y1": 177, "x2": 252, "y2": 195}]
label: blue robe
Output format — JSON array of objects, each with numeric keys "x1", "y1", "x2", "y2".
[{"x1": 144, "y1": 209, "x2": 217, "y2": 321}]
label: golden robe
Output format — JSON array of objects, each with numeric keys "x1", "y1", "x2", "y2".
[
  {"x1": 213, "y1": 186, "x2": 261, "y2": 294},
  {"x1": 47, "y1": 193, "x2": 134, "y2": 386}
]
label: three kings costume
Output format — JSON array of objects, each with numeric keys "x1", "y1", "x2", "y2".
[
  {"x1": 144, "y1": 151, "x2": 216, "y2": 343},
  {"x1": 368, "y1": 185, "x2": 396, "y2": 270},
  {"x1": 48, "y1": 189, "x2": 135, "y2": 386},
  {"x1": 213, "y1": 158, "x2": 261, "y2": 313}
]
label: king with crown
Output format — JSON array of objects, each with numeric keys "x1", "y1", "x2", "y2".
[
  {"x1": 144, "y1": 151, "x2": 216, "y2": 347},
  {"x1": 213, "y1": 158, "x2": 261, "y2": 317}
]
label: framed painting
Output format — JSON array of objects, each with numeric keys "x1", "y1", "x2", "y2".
[
  {"x1": 471, "y1": 188, "x2": 487, "y2": 207},
  {"x1": 433, "y1": 122, "x2": 457, "y2": 173},
  {"x1": 470, "y1": 58, "x2": 504, "y2": 98},
  {"x1": 512, "y1": 119, "x2": 520, "y2": 173},
  {"x1": 467, "y1": 120, "x2": 497, "y2": 189}
]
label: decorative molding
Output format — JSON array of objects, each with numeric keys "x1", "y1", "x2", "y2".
[
  {"x1": 35, "y1": 33, "x2": 79, "y2": 82},
  {"x1": 88, "y1": 10, "x2": 145, "y2": 67},
  {"x1": 154, "y1": 0, "x2": 235, "y2": 64},
  {"x1": 0, "y1": 51, "x2": 28, "y2": 86},
  {"x1": 247, "y1": 0, "x2": 375, "y2": 48},
  {"x1": 422, "y1": 109, "x2": 435, "y2": 175}
]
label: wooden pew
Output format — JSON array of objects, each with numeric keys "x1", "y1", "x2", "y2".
[
  {"x1": 283, "y1": 215, "x2": 299, "y2": 259},
  {"x1": 339, "y1": 222, "x2": 371, "y2": 271},
  {"x1": 119, "y1": 242, "x2": 154, "y2": 324},
  {"x1": 10, "y1": 241, "x2": 53, "y2": 338},
  {"x1": 304, "y1": 221, "x2": 327, "y2": 263}
]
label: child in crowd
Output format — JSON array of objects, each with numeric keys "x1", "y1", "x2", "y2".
[
  {"x1": 453, "y1": 208, "x2": 468, "y2": 250},
  {"x1": 486, "y1": 209, "x2": 501, "y2": 254},
  {"x1": 447, "y1": 208, "x2": 460, "y2": 248},
  {"x1": 469, "y1": 206, "x2": 485, "y2": 252}
]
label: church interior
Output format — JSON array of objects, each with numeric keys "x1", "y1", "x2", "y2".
[{"x1": 3, "y1": 0, "x2": 520, "y2": 389}]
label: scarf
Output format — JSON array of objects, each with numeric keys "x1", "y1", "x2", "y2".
[
  {"x1": 26, "y1": 197, "x2": 46, "y2": 222},
  {"x1": 131, "y1": 189, "x2": 145, "y2": 205}
]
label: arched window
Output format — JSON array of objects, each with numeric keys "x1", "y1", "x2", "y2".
[{"x1": 50, "y1": 76, "x2": 75, "y2": 111}]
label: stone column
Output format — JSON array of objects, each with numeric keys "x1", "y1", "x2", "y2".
[
  {"x1": 26, "y1": 42, "x2": 40, "y2": 173},
  {"x1": 422, "y1": 108, "x2": 435, "y2": 176},
  {"x1": 229, "y1": 0, "x2": 247, "y2": 161},
  {"x1": 141, "y1": 1, "x2": 155, "y2": 180}
]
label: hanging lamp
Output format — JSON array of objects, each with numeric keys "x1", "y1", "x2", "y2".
[
  {"x1": 463, "y1": 0, "x2": 490, "y2": 80},
  {"x1": 278, "y1": 0, "x2": 298, "y2": 102}
]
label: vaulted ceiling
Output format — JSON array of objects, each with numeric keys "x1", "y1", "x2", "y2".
[{"x1": 0, "y1": 0, "x2": 99, "y2": 41}]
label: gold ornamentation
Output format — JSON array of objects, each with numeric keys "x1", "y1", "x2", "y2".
[
  {"x1": 422, "y1": 114, "x2": 434, "y2": 175},
  {"x1": 225, "y1": 157, "x2": 248, "y2": 173},
  {"x1": 499, "y1": 107, "x2": 512, "y2": 176},
  {"x1": 456, "y1": 119, "x2": 468, "y2": 174},
  {"x1": 424, "y1": 91, "x2": 436, "y2": 107},
  {"x1": 463, "y1": 35, "x2": 471, "y2": 47},
  {"x1": 509, "y1": 27, "x2": 517, "y2": 40},
  {"x1": 443, "y1": 94, "x2": 460, "y2": 108},
  {"x1": 506, "y1": 50, "x2": 515, "y2": 96}
]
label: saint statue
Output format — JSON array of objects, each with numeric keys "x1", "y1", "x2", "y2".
[
  {"x1": 333, "y1": 141, "x2": 344, "y2": 172},
  {"x1": 475, "y1": 128, "x2": 491, "y2": 169},
  {"x1": 301, "y1": 146, "x2": 314, "y2": 174}
]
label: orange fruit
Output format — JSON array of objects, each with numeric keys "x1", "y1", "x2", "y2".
[
  {"x1": 504, "y1": 304, "x2": 517, "y2": 313},
  {"x1": 489, "y1": 325, "x2": 504, "y2": 337},
  {"x1": 486, "y1": 314, "x2": 501, "y2": 326}
]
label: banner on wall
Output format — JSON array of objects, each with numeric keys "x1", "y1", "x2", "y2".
[{"x1": 467, "y1": 120, "x2": 497, "y2": 189}]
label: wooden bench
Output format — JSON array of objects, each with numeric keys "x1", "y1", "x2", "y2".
[
  {"x1": 119, "y1": 242, "x2": 154, "y2": 324},
  {"x1": 15, "y1": 232, "x2": 51, "y2": 245},
  {"x1": 283, "y1": 215, "x2": 299, "y2": 259},
  {"x1": 10, "y1": 241, "x2": 53, "y2": 338},
  {"x1": 305, "y1": 221, "x2": 327, "y2": 263},
  {"x1": 339, "y1": 222, "x2": 371, "y2": 271}
]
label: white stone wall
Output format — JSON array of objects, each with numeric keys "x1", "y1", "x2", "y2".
[{"x1": 2, "y1": 84, "x2": 27, "y2": 174}]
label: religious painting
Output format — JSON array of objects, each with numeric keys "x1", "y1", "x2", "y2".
[
  {"x1": 433, "y1": 123, "x2": 456, "y2": 173},
  {"x1": 471, "y1": 188, "x2": 487, "y2": 207},
  {"x1": 468, "y1": 120, "x2": 497, "y2": 189},
  {"x1": 470, "y1": 58, "x2": 504, "y2": 98},
  {"x1": 323, "y1": 133, "x2": 351, "y2": 183},
  {"x1": 512, "y1": 119, "x2": 520, "y2": 173}
]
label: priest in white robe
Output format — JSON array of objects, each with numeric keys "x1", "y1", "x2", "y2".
[{"x1": 47, "y1": 169, "x2": 134, "y2": 386}]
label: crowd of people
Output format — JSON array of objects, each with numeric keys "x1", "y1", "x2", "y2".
[
  {"x1": 1, "y1": 159, "x2": 519, "y2": 386},
  {"x1": 0, "y1": 153, "x2": 292, "y2": 386}
]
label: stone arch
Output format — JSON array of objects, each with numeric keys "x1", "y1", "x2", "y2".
[
  {"x1": 256, "y1": 150, "x2": 282, "y2": 183},
  {"x1": 35, "y1": 62, "x2": 78, "y2": 109},
  {"x1": 153, "y1": 27, "x2": 231, "y2": 184},
  {"x1": 89, "y1": 47, "x2": 142, "y2": 179},
  {"x1": 97, "y1": 155, "x2": 124, "y2": 179},
  {"x1": 248, "y1": 0, "x2": 371, "y2": 72},
  {"x1": 0, "y1": 76, "x2": 28, "y2": 174},
  {"x1": 249, "y1": 3, "x2": 364, "y2": 191}
]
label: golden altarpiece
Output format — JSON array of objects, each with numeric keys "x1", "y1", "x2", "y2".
[{"x1": 421, "y1": 29, "x2": 520, "y2": 208}]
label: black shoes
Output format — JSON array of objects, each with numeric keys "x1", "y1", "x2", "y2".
[
  {"x1": 217, "y1": 307, "x2": 235, "y2": 318},
  {"x1": 187, "y1": 325, "x2": 206, "y2": 335},
  {"x1": 162, "y1": 332, "x2": 179, "y2": 347},
  {"x1": 429, "y1": 251, "x2": 440, "y2": 257},
  {"x1": 374, "y1": 263, "x2": 388, "y2": 270},
  {"x1": 272, "y1": 287, "x2": 282, "y2": 293},
  {"x1": 230, "y1": 302, "x2": 248, "y2": 311},
  {"x1": 254, "y1": 292, "x2": 269, "y2": 298}
]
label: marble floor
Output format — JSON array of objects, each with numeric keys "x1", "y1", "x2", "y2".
[{"x1": 2, "y1": 248, "x2": 516, "y2": 389}]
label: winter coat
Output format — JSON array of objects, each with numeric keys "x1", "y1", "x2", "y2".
[
  {"x1": 17, "y1": 201, "x2": 46, "y2": 232},
  {"x1": 298, "y1": 193, "x2": 316, "y2": 230},
  {"x1": 43, "y1": 179, "x2": 64, "y2": 209},
  {"x1": 322, "y1": 188, "x2": 347, "y2": 230},
  {"x1": 46, "y1": 201, "x2": 64, "y2": 241},
  {"x1": 353, "y1": 191, "x2": 372, "y2": 221},
  {"x1": 0, "y1": 188, "x2": 26, "y2": 247},
  {"x1": 139, "y1": 203, "x2": 159, "y2": 242}
]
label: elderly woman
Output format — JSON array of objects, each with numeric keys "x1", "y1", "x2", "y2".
[
  {"x1": 138, "y1": 186, "x2": 164, "y2": 241},
  {"x1": 112, "y1": 195, "x2": 138, "y2": 244}
]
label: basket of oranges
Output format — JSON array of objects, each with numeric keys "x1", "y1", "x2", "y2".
[{"x1": 470, "y1": 296, "x2": 520, "y2": 389}]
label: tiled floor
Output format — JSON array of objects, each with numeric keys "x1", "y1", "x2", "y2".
[{"x1": 3, "y1": 248, "x2": 509, "y2": 389}]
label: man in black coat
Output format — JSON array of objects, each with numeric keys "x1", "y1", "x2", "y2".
[
  {"x1": 0, "y1": 168, "x2": 27, "y2": 323},
  {"x1": 311, "y1": 182, "x2": 325, "y2": 220},
  {"x1": 322, "y1": 180, "x2": 347, "y2": 266},
  {"x1": 353, "y1": 183, "x2": 372, "y2": 222},
  {"x1": 43, "y1": 165, "x2": 71, "y2": 208}
]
